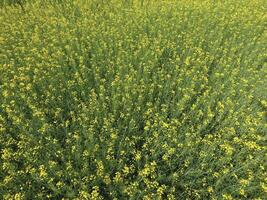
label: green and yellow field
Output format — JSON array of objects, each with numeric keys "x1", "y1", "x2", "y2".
[{"x1": 0, "y1": 0, "x2": 266, "y2": 199}]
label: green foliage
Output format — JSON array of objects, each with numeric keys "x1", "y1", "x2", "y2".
[
  {"x1": 0, "y1": 0, "x2": 266, "y2": 199},
  {"x1": 0, "y1": 0, "x2": 24, "y2": 8}
]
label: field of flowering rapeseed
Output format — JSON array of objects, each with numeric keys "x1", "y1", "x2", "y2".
[{"x1": 0, "y1": 0, "x2": 267, "y2": 199}]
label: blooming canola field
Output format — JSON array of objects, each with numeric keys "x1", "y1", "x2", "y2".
[{"x1": 0, "y1": 0, "x2": 267, "y2": 199}]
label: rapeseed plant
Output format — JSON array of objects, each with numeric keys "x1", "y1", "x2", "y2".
[{"x1": 0, "y1": 0, "x2": 266, "y2": 199}]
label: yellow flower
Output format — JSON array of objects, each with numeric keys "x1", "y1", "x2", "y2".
[
  {"x1": 90, "y1": 186, "x2": 102, "y2": 200},
  {"x1": 208, "y1": 186, "x2": 214, "y2": 193},
  {"x1": 39, "y1": 165, "x2": 47, "y2": 178},
  {"x1": 135, "y1": 151, "x2": 141, "y2": 161},
  {"x1": 123, "y1": 165, "x2": 130, "y2": 175},
  {"x1": 222, "y1": 194, "x2": 233, "y2": 200},
  {"x1": 239, "y1": 189, "x2": 245, "y2": 196}
]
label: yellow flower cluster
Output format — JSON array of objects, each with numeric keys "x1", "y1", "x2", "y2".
[{"x1": 0, "y1": 0, "x2": 266, "y2": 199}]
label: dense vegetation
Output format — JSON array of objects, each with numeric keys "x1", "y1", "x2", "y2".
[{"x1": 0, "y1": 0, "x2": 266, "y2": 199}]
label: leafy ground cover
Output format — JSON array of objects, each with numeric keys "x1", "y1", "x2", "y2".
[{"x1": 0, "y1": 0, "x2": 266, "y2": 199}]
